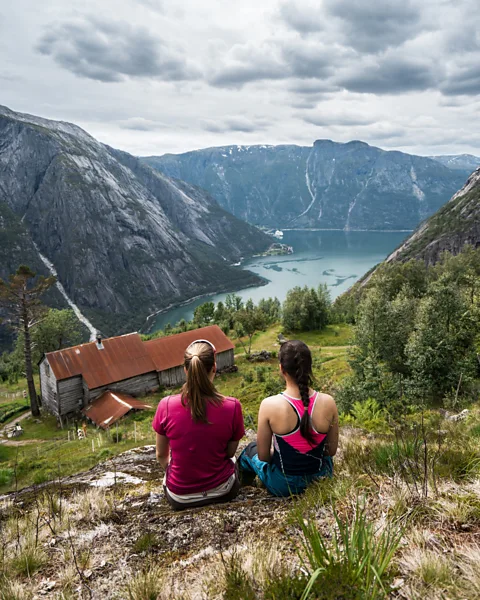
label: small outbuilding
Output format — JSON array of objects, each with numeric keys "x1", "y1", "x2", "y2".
[{"x1": 83, "y1": 391, "x2": 151, "y2": 429}]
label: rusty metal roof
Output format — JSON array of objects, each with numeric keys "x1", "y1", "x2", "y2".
[
  {"x1": 45, "y1": 333, "x2": 156, "y2": 390},
  {"x1": 145, "y1": 325, "x2": 234, "y2": 372},
  {"x1": 83, "y1": 391, "x2": 152, "y2": 429}
]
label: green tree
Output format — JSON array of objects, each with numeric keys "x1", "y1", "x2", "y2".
[
  {"x1": 0, "y1": 266, "x2": 56, "y2": 416},
  {"x1": 193, "y1": 302, "x2": 215, "y2": 326},
  {"x1": 257, "y1": 297, "x2": 281, "y2": 323},
  {"x1": 282, "y1": 286, "x2": 330, "y2": 331},
  {"x1": 234, "y1": 306, "x2": 266, "y2": 355},
  {"x1": 33, "y1": 309, "x2": 82, "y2": 355},
  {"x1": 406, "y1": 277, "x2": 479, "y2": 403}
]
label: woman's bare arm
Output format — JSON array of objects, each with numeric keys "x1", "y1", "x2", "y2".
[
  {"x1": 324, "y1": 397, "x2": 339, "y2": 457},
  {"x1": 226, "y1": 440, "x2": 240, "y2": 458},
  {"x1": 156, "y1": 433, "x2": 170, "y2": 469},
  {"x1": 257, "y1": 400, "x2": 274, "y2": 462}
]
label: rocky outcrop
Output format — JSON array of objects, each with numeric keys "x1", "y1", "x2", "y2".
[
  {"x1": 386, "y1": 167, "x2": 480, "y2": 265},
  {"x1": 143, "y1": 140, "x2": 468, "y2": 230},
  {"x1": 0, "y1": 106, "x2": 270, "y2": 337}
]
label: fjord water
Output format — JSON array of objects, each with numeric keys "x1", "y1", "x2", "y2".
[{"x1": 152, "y1": 230, "x2": 409, "y2": 331}]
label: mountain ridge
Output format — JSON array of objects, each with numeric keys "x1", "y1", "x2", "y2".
[
  {"x1": 143, "y1": 141, "x2": 469, "y2": 231},
  {"x1": 0, "y1": 105, "x2": 270, "y2": 340},
  {"x1": 385, "y1": 166, "x2": 480, "y2": 265}
]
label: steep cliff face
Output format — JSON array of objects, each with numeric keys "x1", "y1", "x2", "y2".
[
  {"x1": 386, "y1": 168, "x2": 480, "y2": 265},
  {"x1": 143, "y1": 140, "x2": 468, "y2": 230},
  {"x1": 0, "y1": 106, "x2": 269, "y2": 336}
]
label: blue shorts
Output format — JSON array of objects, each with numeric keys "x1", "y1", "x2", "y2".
[{"x1": 238, "y1": 442, "x2": 333, "y2": 497}]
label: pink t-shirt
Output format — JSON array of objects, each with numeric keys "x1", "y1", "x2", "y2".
[{"x1": 152, "y1": 394, "x2": 245, "y2": 495}]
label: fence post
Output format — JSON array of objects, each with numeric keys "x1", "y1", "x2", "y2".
[{"x1": 134, "y1": 421, "x2": 137, "y2": 443}]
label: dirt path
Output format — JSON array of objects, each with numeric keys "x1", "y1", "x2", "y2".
[{"x1": 0, "y1": 410, "x2": 31, "y2": 443}]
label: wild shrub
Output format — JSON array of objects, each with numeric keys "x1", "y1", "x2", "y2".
[
  {"x1": 125, "y1": 563, "x2": 165, "y2": 600},
  {"x1": 0, "y1": 470, "x2": 13, "y2": 487},
  {"x1": 10, "y1": 535, "x2": 47, "y2": 577},
  {"x1": 297, "y1": 500, "x2": 402, "y2": 600},
  {"x1": 220, "y1": 554, "x2": 257, "y2": 600},
  {"x1": 133, "y1": 532, "x2": 159, "y2": 554}
]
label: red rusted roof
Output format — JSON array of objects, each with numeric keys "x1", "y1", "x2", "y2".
[
  {"x1": 83, "y1": 391, "x2": 152, "y2": 429},
  {"x1": 45, "y1": 333, "x2": 156, "y2": 390},
  {"x1": 145, "y1": 325, "x2": 234, "y2": 372}
]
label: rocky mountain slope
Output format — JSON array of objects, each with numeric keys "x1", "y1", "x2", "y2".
[
  {"x1": 429, "y1": 154, "x2": 480, "y2": 172},
  {"x1": 0, "y1": 106, "x2": 270, "y2": 337},
  {"x1": 386, "y1": 167, "x2": 480, "y2": 264},
  {"x1": 143, "y1": 141, "x2": 468, "y2": 230}
]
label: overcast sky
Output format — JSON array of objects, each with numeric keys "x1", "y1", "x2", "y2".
[{"x1": 1, "y1": 0, "x2": 480, "y2": 157}]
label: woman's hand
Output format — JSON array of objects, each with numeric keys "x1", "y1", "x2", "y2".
[{"x1": 156, "y1": 433, "x2": 170, "y2": 469}]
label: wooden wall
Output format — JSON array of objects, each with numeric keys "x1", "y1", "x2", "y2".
[
  {"x1": 158, "y1": 349, "x2": 235, "y2": 388},
  {"x1": 57, "y1": 377, "x2": 84, "y2": 416},
  {"x1": 216, "y1": 349, "x2": 235, "y2": 371},
  {"x1": 39, "y1": 358, "x2": 59, "y2": 417},
  {"x1": 88, "y1": 372, "x2": 159, "y2": 402}
]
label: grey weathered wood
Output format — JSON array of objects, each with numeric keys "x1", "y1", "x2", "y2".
[
  {"x1": 58, "y1": 376, "x2": 83, "y2": 415},
  {"x1": 39, "y1": 358, "x2": 59, "y2": 417},
  {"x1": 88, "y1": 372, "x2": 160, "y2": 402}
]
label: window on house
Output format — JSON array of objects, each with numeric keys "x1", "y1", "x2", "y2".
[
  {"x1": 45, "y1": 363, "x2": 50, "y2": 377},
  {"x1": 53, "y1": 392, "x2": 57, "y2": 402}
]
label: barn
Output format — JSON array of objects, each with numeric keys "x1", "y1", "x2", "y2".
[
  {"x1": 39, "y1": 325, "x2": 235, "y2": 422},
  {"x1": 39, "y1": 333, "x2": 158, "y2": 422},
  {"x1": 145, "y1": 325, "x2": 235, "y2": 387}
]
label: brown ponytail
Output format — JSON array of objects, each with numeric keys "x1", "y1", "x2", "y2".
[
  {"x1": 279, "y1": 340, "x2": 315, "y2": 443},
  {"x1": 181, "y1": 342, "x2": 222, "y2": 423}
]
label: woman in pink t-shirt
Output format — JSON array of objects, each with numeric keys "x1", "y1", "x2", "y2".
[{"x1": 152, "y1": 339, "x2": 245, "y2": 510}]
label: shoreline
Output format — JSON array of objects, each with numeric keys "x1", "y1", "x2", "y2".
[
  {"x1": 142, "y1": 276, "x2": 269, "y2": 334},
  {"x1": 281, "y1": 228, "x2": 415, "y2": 233}
]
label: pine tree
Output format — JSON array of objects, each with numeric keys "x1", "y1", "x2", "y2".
[{"x1": 0, "y1": 266, "x2": 56, "y2": 416}]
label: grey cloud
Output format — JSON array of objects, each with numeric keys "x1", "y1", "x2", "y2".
[
  {"x1": 280, "y1": 0, "x2": 424, "y2": 54},
  {"x1": 208, "y1": 44, "x2": 286, "y2": 88},
  {"x1": 279, "y1": 1, "x2": 324, "y2": 34},
  {"x1": 202, "y1": 116, "x2": 270, "y2": 133},
  {"x1": 338, "y1": 56, "x2": 439, "y2": 94},
  {"x1": 301, "y1": 111, "x2": 376, "y2": 127},
  {"x1": 441, "y1": 63, "x2": 480, "y2": 96},
  {"x1": 119, "y1": 117, "x2": 168, "y2": 131},
  {"x1": 36, "y1": 17, "x2": 200, "y2": 82},
  {"x1": 325, "y1": 0, "x2": 423, "y2": 53},
  {"x1": 281, "y1": 42, "x2": 335, "y2": 79}
]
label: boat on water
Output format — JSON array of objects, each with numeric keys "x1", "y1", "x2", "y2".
[{"x1": 273, "y1": 230, "x2": 284, "y2": 239}]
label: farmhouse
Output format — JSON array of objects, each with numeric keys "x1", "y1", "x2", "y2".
[{"x1": 39, "y1": 325, "x2": 235, "y2": 422}]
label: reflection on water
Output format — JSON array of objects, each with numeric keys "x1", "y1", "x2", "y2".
[{"x1": 152, "y1": 230, "x2": 408, "y2": 331}]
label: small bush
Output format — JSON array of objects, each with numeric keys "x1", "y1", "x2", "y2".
[
  {"x1": 97, "y1": 448, "x2": 113, "y2": 460},
  {"x1": 256, "y1": 368, "x2": 266, "y2": 383},
  {"x1": 133, "y1": 532, "x2": 159, "y2": 554},
  {"x1": 111, "y1": 430, "x2": 123, "y2": 443},
  {"x1": 243, "y1": 372, "x2": 253, "y2": 384},
  {"x1": 125, "y1": 563, "x2": 164, "y2": 600},
  {"x1": 297, "y1": 500, "x2": 402, "y2": 599},
  {"x1": 219, "y1": 554, "x2": 257, "y2": 600},
  {"x1": 0, "y1": 469, "x2": 14, "y2": 487},
  {"x1": 33, "y1": 469, "x2": 54, "y2": 485},
  {"x1": 11, "y1": 538, "x2": 47, "y2": 577}
]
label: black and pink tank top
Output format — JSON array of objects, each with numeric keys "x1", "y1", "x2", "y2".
[{"x1": 272, "y1": 391, "x2": 327, "y2": 476}]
